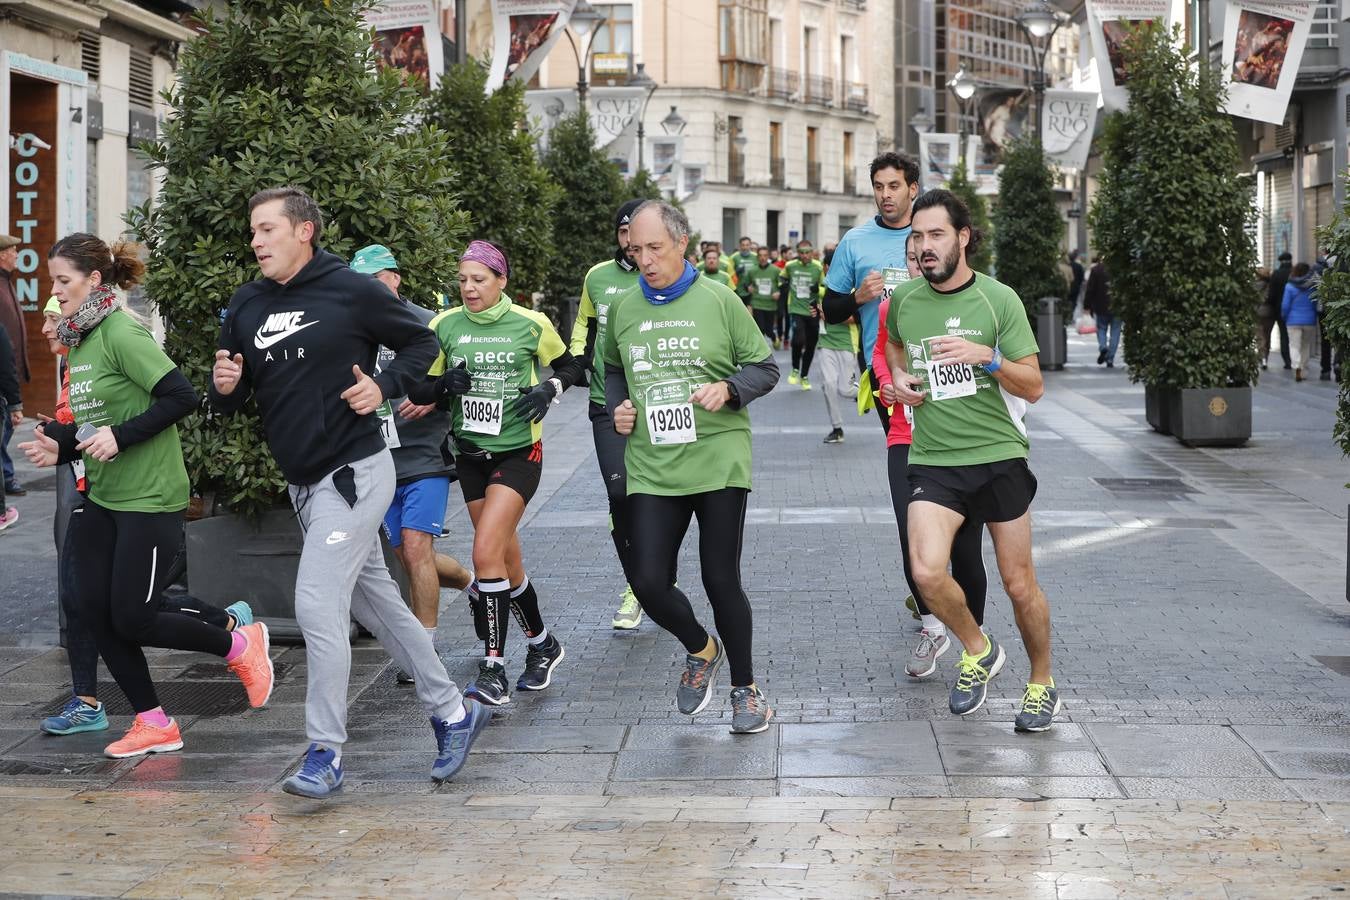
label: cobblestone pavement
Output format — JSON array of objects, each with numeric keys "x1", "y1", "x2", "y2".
[{"x1": 0, "y1": 333, "x2": 1347, "y2": 895}]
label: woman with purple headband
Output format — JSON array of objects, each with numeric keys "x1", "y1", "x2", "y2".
[{"x1": 410, "y1": 241, "x2": 585, "y2": 706}]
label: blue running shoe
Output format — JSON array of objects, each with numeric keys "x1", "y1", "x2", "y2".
[
  {"x1": 430, "y1": 700, "x2": 491, "y2": 782},
  {"x1": 282, "y1": 744, "x2": 344, "y2": 799},
  {"x1": 41, "y1": 697, "x2": 109, "y2": 735},
  {"x1": 225, "y1": 601, "x2": 253, "y2": 629}
]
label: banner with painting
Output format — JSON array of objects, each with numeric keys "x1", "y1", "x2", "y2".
[
  {"x1": 1086, "y1": 0, "x2": 1186, "y2": 109},
  {"x1": 486, "y1": 0, "x2": 577, "y2": 92},
  {"x1": 1221, "y1": 0, "x2": 1315, "y2": 124},
  {"x1": 918, "y1": 133, "x2": 960, "y2": 193},
  {"x1": 365, "y1": 0, "x2": 444, "y2": 92},
  {"x1": 1042, "y1": 89, "x2": 1099, "y2": 170},
  {"x1": 977, "y1": 88, "x2": 1031, "y2": 159}
]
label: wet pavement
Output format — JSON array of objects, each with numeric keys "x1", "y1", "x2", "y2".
[{"x1": 0, "y1": 331, "x2": 1347, "y2": 896}]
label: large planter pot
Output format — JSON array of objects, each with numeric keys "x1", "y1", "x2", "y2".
[
  {"x1": 1167, "y1": 386, "x2": 1251, "y2": 447},
  {"x1": 1144, "y1": 385, "x2": 1173, "y2": 435},
  {"x1": 186, "y1": 511, "x2": 408, "y2": 643}
]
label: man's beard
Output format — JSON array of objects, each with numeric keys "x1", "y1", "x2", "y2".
[{"x1": 921, "y1": 246, "x2": 962, "y2": 285}]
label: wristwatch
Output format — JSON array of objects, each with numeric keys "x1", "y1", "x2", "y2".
[
  {"x1": 983, "y1": 348, "x2": 1003, "y2": 374},
  {"x1": 723, "y1": 380, "x2": 741, "y2": 408}
]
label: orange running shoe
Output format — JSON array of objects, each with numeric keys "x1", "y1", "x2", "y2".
[
  {"x1": 228, "y1": 622, "x2": 274, "y2": 708},
  {"x1": 104, "y1": 717, "x2": 183, "y2": 758}
]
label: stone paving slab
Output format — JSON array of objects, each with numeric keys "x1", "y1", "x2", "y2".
[{"x1": 0, "y1": 788, "x2": 1343, "y2": 897}]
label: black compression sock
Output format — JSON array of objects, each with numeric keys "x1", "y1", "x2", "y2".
[
  {"x1": 477, "y1": 579, "x2": 510, "y2": 658},
  {"x1": 509, "y1": 577, "x2": 545, "y2": 638}
]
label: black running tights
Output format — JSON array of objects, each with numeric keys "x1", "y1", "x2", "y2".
[
  {"x1": 790, "y1": 314, "x2": 819, "y2": 377},
  {"x1": 886, "y1": 444, "x2": 988, "y2": 625},
  {"x1": 76, "y1": 501, "x2": 232, "y2": 712},
  {"x1": 628, "y1": 488, "x2": 755, "y2": 686}
]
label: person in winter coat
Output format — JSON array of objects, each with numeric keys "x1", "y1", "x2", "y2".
[
  {"x1": 1267, "y1": 252, "x2": 1293, "y2": 369},
  {"x1": 1083, "y1": 261, "x2": 1119, "y2": 367},
  {"x1": 1282, "y1": 263, "x2": 1319, "y2": 381}
]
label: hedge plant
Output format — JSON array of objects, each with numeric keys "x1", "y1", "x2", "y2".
[
  {"x1": 1088, "y1": 22, "x2": 1258, "y2": 389},
  {"x1": 991, "y1": 135, "x2": 1066, "y2": 319},
  {"x1": 129, "y1": 0, "x2": 467, "y2": 520}
]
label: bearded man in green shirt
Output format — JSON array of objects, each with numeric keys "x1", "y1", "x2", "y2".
[{"x1": 884, "y1": 189, "x2": 1059, "y2": 734}]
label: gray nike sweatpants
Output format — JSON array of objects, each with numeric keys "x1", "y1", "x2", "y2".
[{"x1": 289, "y1": 448, "x2": 462, "y2": 749}]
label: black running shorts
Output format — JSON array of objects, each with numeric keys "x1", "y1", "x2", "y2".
[
  {"x1": 907, "y1": 458, "x2": 1037, "y2": 523},
  {"x1": 456, "y1": 441, "x2": 543, "y2": 504}
]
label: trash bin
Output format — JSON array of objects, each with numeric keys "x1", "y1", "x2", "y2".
[{"x1": 1036, "y1": 297, "x2": 1066, "y2": 370}]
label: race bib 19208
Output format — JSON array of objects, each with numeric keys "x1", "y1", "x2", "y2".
[{"x1": 643, "y1": 380, "x2": 698, "y2": 445}]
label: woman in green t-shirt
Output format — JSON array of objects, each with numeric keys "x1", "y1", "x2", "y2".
[
  {"x1": 410, "y1": 241, "x2": 583, "y2": 707},
  {"x1": 19, "y1": 234, "x2": 273, "y2": 760}
]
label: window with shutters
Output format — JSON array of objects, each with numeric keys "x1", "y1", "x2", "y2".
[
  {"x1": 129, "y1": 48, "x2": 155, "y2": 109},
  {"x1": 79, "y1": 32, "x2": 100, "y2": 81},
  {"x1": 719, "y1": 0, "x2": 768, "y2": 94}
]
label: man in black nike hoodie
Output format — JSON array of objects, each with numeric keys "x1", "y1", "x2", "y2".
[{"x1": 209, "y1": 186, "x2": 489, "y2": 799}]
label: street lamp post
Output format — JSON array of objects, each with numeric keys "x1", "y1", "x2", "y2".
[
  {"x1": 1015, "y1": 0, "x2": 1065, "y2": 139},
  {"x1": 563, "y1": 0, "x2": 604, "y2": 106},
  {"x1": 946, "y1": 64, "x2": 977, "y2": 161},
  {"x1": 627, "y1": 62, "x2": 658, "y2": 175}
]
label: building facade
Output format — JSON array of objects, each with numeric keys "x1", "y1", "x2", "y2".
[
  {"x1": 2, "y1": 0, "x2": 194, "y2": 407},
  {"x1": 1229, "y1": 0, "x2": 1346, "y2": 268},
  {"x1": 528, "y1": 0, "x2": 896, "y2": 250}
]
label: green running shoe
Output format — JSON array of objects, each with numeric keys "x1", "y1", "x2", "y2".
[{"x1": 612, "y1": 585, "x2": 643, "y2": 630}]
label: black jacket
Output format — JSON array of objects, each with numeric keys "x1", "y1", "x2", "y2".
[
  {"x1": 1082, "y1": 263, "x2": 1110, "y2": 317},
  {"x1": 209, "y1": 249, "x2": 439, "y2": 486},
  {"x1": 1267, "y1": 262, "x2": 1292, "y2": 317},
  {"x1": 0, "y1": 322, "x2": 20, "y2": 409}
]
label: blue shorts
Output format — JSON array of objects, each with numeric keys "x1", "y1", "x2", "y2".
[{"x1": 382, "y1": 476, "x2": 451, "y2": 548}]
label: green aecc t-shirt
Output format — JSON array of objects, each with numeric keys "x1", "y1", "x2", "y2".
[
  {"x1": 428, "y1": 301, "x2": 567, "y2": 454},
  {"x1": 602, "y1": 278, "x2": 770, "y2": 496},
  {"x1": 67, "y1": 310, "x2": 190, "y2": 513},
  {"x1": 886, "y1": 273, "x2": 1039, "y2": 467}
]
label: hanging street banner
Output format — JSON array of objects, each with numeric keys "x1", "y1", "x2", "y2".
[
  {"x1": 964, "y1": 138, "x2": 1000, "y2": 195},
  {"x1": 365, "y1": 0, "x2": 443, "y2": 92},
  {"x1": 1086, "y1": 0, "x2": 1187, "y2": 109},
  {"x1": 918, "y1": 133, "x2": 960, "y2": 193},
  {"x1": 486, "y1": 0, "x2": 576, "y2": 93},
  {"x1": 1042, "y1": 89, "x2": 1099, "y2": 170},
  {"x1": 1221, "y1": 0, "x2": 1316, "y2": 124},
  {"x1": 524, "y1": 86, "x2": 648, "y2": 151},
  {"x1": 977, "y1": 87, "x2": 1031, "y2": 160}
]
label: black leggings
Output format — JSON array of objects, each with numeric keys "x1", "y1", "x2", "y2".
[
  {"x1": 887, "y1": 444, "x2": 987, "y2": 625},
  {"x1": 589, "y1": 402, "x2": 634, "y2": 584},
  {"x1": 628, "y1": 488, "x2": 755, "y2": 686},
  {"x1": 752, "y1": 308, "x2": 776, "y2": 342},
  {"x1": 790, "y1": 314, "x2": 819, "y2": 376},
  {"x1": 76, "y1": 501, "x2": 232, "y2": 713}
]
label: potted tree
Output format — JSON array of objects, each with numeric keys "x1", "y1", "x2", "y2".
[
  {"x1": 991, "y1": 135, "x2": 1068, "y2": 369},
  {"x1": 1089, "y1": 23, "x2": 1258, "y2": 445},
  {"x1": 129, "y1": 0, "x2": 466, "y2": 634}
]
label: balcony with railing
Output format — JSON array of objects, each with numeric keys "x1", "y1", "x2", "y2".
[
  {"x1": 767, "y1": 67, "x2": 798, "y2": 100},
  {"x1": 804, "y1": 74, "x2": 835, "y2": 106},
  {"x1": 843, "y1": 82, "x2": 868, "y2": 112},
  {"x1": 806, "y1": 161, "x2": 822, "y2": 192},
  {"x1": 770, "y1": 157, "x2": 786, "y2": 188}
]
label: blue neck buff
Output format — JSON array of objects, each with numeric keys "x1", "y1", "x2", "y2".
[{"x1": 641, "y1": 261, "x2": 699, "y2": 305}]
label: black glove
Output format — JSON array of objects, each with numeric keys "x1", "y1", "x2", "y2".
[
  {"x1": 512, "y1": 381, "x2": 557, "y2": 424},
  {"x1": 439, "y1": 360, "x2": 472, "y2": 396}
]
